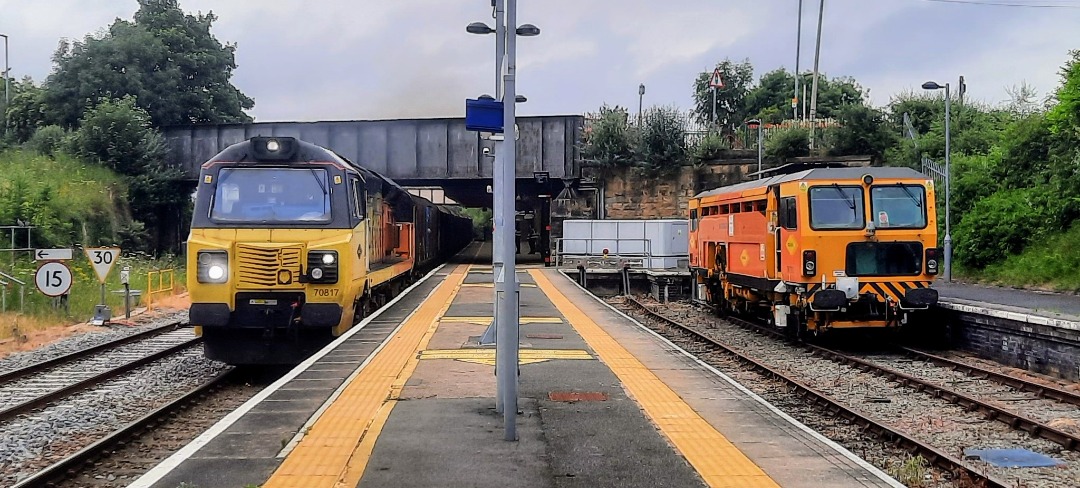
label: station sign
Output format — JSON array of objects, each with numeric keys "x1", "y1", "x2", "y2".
[
  {"x1": 84, "y1": 247, "x2": 121, "y2": 283},
  {"x1": 35, "y1": 261, "x2": 73, "y2": 297},
  {"x1": 35, "y1": 248, "x2": 73, "y2": 261}
]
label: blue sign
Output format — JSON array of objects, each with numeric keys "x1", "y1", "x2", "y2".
[{"x1": 465, "y1": 98, "x2": 504, "y2": 133}]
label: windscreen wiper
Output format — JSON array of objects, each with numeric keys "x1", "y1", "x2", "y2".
[
  {"x1": 895, "y1": 183, "x2": 922, "y2": 208},
  {"x1": 309, "y1": 169, "x2": 328, "y2": 195},
  {"x1": 832, "y1": 183, "x2": 855, "y2": 210}
]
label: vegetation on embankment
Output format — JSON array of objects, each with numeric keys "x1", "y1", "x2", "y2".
[{"x1": 961, "y1": 223, "x2": 1080, "y2": 293}]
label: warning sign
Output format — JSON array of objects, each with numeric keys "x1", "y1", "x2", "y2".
[
  {"x1": 709, "y1": 68, "x2": 724, "y2": 88},
  {"x1": 84, "y1": 247, "x2": 121, "y2": 283}
]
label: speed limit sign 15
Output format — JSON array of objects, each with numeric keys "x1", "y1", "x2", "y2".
[{"x1": 36, "y1": 261, "x2": 73, "y2": 297}]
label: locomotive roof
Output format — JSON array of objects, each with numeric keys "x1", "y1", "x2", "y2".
[{"x1": 692, "y1": 166, "x2": 928, "y2": 199}]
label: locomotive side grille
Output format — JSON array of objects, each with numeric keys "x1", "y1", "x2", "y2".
[{"x1": 236, "y1": 244, "x2": 303, "y2": 288}]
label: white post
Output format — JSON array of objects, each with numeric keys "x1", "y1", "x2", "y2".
[
  {"x1": 808, "y1": 0, "x2": 824, "y2": 150},
  {"x1": 490, "y1": 0, "x2": 506, "y2": 412}
]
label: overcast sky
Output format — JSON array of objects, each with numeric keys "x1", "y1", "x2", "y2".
[{"x1": 2, "y1": 0, "x2": 1080, "y2": 122}]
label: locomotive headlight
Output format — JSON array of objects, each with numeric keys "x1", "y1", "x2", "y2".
[
  {"x1": 266, "y1": 139, "x2": 280, "y2": 152},
  {"x1": 197, "y1": 250, "x2": 228, "y2": 284},
  {"x1": 208, "y1": 265, "x2": 225, "y2": 280},
  {"x1": 925, "y1": 248, "x2": 940, "y2": 275},
  {"x1": 306, "y1": 250, "x2": 338, "y2": 283}
]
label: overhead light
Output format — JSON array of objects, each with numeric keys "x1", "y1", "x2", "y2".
[
  {"x1": 467, "y1": 22, "x2": 495, "y2": 35},
  {"x1": 516, "y1": 24, "x2": 541, "y2": 36},
  {"x1": 922, "y1": 81, "x2": 943, "y2": 90}
]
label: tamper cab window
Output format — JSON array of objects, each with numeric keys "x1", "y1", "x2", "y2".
[{"x1": 809, "y1": 185, "x2": 864, "y2": 230}]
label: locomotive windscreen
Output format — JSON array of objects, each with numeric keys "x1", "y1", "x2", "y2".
[
  {"x1": 870, "y1": 184, "x2": 927, "y2": 229},
  {"x1": 210, "y1": 168, "x2": 332, "y2": 223}
]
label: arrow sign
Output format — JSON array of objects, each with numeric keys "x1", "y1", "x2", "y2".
[
  {"x1": 35, "y1": 248, "x2": 73, "y2": 261},
  {"x1": 84, "y1": 247, "x2": 121, "y2": 283},
  {"x1": 36, "y1": 261, "x2": 73, "y2": 297}
]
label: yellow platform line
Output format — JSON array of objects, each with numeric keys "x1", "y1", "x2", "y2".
[
  {"x1": 263, "y1": 264, "x2": 469, "y2": 488},
  {"x1": 440, "y1": 316, "x2": 562, "y2": 325},
  {"x1": 531, "y1": 270, "x2": 780, "y2": 488}
]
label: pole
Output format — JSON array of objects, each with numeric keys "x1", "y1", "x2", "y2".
[
  {"x1": 711, "y1": 86, "x2": 716, "y2": 128},
  {"x1": 794, "y1": 0, "x2": 802, "y2": 120},
  {"x1": 943, "y1": 83, "x2": 952, "y2": 282},
  {"x1": 808, "y1": 0, "x2": 824, "y2": 150},
  {"x1": 496, "y1": 0, "x2": 520, "y2": 442},
  {"x1": 757, "y1": 125, "x2": 763, "y2": 178},
  {"x1": 491, "y1": 0, "x2": 506, "y2": 412},
  {"x1": 638, "y1": 83, "x2": 644, "y2": 126}
]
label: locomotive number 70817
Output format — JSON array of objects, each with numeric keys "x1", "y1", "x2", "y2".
[{"x1": 313, "y1": 288, "x2": 339, "y2": 297}]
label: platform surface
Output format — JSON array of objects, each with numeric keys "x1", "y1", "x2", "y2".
[{"x1": 130, "y1": 242, "x2": 902, "y2": 488}]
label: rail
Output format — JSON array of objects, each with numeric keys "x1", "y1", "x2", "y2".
[
  {"x1": 146, "y1": 269, "x2": 175, "y2": 310},
  {"x1": 0, "y1": 270, "x2": 25, "y2": 312}
]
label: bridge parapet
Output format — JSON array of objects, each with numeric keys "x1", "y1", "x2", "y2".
[{"x1": 162, "y1": 115, "x2": 583, "y2": 181}]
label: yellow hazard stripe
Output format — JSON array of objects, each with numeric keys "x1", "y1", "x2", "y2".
[{"x1": 262, "y1": 264, "x2": 469, "y2": 488}]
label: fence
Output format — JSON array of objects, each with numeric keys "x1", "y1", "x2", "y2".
[{"x1": 146, "y1": 269, "x2": 175, "y2": 310}]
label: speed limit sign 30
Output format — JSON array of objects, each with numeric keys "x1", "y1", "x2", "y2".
[{"x1": 36, "y1": 261, "x2": 73, "y2": 297}]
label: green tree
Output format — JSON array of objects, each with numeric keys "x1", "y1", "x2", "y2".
[
  {"x1": 1047, "y1": 49, "x2": 1080, "y2": 138},
  {"x1": 4, "y1": 78, "x2": 49, "y2": 143},
  {"x1": 765, "y1": 127, "x2": 810, "y2": 159},
  {"x1": 70, "y1": 97, "x2": 164, "y2": 176},
  {"x1": 44, "y1": 0, "x2": 253, "y2": 128},
  {"x1": 693, "y1": 59, "x2": 754, "y2": 135}
]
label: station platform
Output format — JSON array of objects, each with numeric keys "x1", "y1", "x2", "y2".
[
  {"x1": 129, "y1": 242, "x2": 902, "y2": 488},
  {"x1": 935, "y1": 280, "x2": 1080, "y2": 330}
]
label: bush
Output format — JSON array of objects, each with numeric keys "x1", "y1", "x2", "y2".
[
  {"x1": 28, "y1": 125, "x2": 69, "y2": 157},
  {"x1": 69, "y1": 96, "x2": 164, "y2": 176},
  {"x1": 764, "y1": 127, "x2": 810, "y2": 159},
  {"x1": 953, "y1": 187, "x2": 1065, "y2": 268},
  {"x1": 692, "y1": 131, "x2": 730, "y2": 163},
  {"x1": 637, "y1": 106, "x2": 687, "y2": 174},
  {"x1": 582, "y1": 105, "x2": 635, "y2": 171}
]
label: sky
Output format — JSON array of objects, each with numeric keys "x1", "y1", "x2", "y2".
[{"x1": 2, "y1": 0, "x2": 1080, "y2": 122}]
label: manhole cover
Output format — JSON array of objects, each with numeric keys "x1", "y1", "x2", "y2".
[
  {"x1": 526, "y1": 334, "x2": 564, "y2": 339},
  {"x1": 549, "y1": 391, "x2": 608, "y2": 402}
]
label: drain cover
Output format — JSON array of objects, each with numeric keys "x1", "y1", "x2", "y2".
[
  {"x1": 549, "y1": 391, "x2": 608, "y2": 402},
  {"x1": 526, "y1": 334, "x2": 564, "y2": 339},
  {"x1": 963, "y1": 448, "x2": 1063, "y2": 468}
]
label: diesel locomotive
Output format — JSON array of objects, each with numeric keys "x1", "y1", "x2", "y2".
[
  {"x1": 186, "y1": 136, "x2": 472, "y2": 364},
  {"x1": 689, "y1": 165, "x2": 940, "y2": 335}
]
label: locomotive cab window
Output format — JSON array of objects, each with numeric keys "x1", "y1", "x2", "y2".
[
  {"x1": 349, "y1": 176, "x2": 366, "y2": 225},
  {"x1": 808, "y1": 185, "x2": 864, "y2": 230},
  {"x1": 210, "y1": 168, "x2": 331, "y2": 223},
  {"x1": 779, "y1": 197, "x2": 798, "y2": 230},
  {"x1": 870, "y1": 184, "x2": 926, "y2": 229}
]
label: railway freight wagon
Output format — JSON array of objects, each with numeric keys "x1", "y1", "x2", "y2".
[
  {"x1": 186, "y1": 136, "x2": 471, "y2": 364},
  {"x1": 689, "y1": 165, "x2": 940, "y2": 336}
]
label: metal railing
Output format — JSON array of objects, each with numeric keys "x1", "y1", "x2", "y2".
[
  {"x1": 0, "y1": 270, "x2": 25, "y2": 313},
  {"x1": 555, "y1": 237, "x2": 688, "y2": 270},
  {"x1": 146, "y1": 269, "x2": 175, "y2": 310}
]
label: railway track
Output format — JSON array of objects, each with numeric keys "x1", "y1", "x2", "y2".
[
  {"x1": 0, "y1": 326, "x2": 199, "y2": 423},
  {"x1": 0, "y1": 324, "x2": 230, "y2": 487},
  {"x1": 619, "y1": 296, "x2": 1080, "y2": 488},
  {"x1": 11, "y1": 368, "x2": 234, "y2": 488}
]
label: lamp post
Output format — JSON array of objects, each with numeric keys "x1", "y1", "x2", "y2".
[
  {"x1": 1, "y1": 34, "x2": 9, "y2": 136},
  {"x1": 922, "y1": 80, "x2": 952, "y2": 282},
  {"x1": 747, "y1": 119, "x2": 763, "y2": 179},
  {"x1": 638, "y1": 83, "x2": 645, "y2": 125},
  {"x1": 468, "y1": 0, "x2": 539, "y2": 442}
]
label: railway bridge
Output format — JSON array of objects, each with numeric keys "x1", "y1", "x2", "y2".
[{"x1": 161, "y1": 115, "x2": 586, "y2": 210}]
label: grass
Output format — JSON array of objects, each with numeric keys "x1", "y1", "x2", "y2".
[
  {"x1": 886, "y1": 455, "x2": 929, "y2": 487},
  {"x1": 0, "y1": 253, "x2": 186, "y2": 342},
  {"x1": 961, "y1": 223, "x2": 1080, "y2": 293}
]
